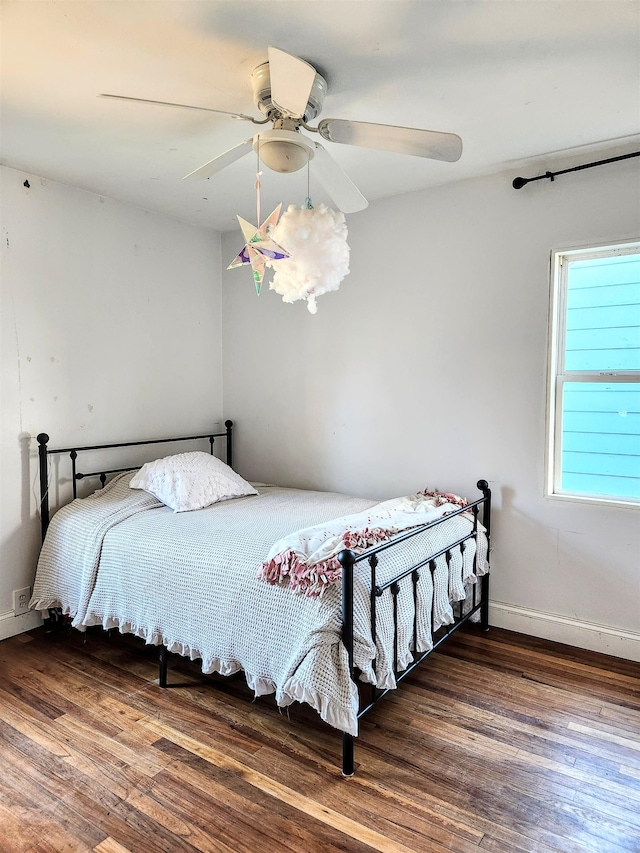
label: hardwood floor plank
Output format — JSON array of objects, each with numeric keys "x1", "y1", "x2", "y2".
[
  {"x1": 122, "y1": 788, "x2": 239, "y2": 853},
  {"x1": 53, "y1": 713, "x2": 169, "y2": 778},
  {"x1": 0, "y1": 721, "x2": 198, "y2": 852},
  {"x1": 387, "y1": 658, "x2": 640, "y2": 774},
  {"x1": 619, "y1": 763, "x2": 640, "y2": 782},
  {"x1": 247, "y1": 730, "x2": 568, "y2": 853},
  {"x1": 146, "y1": 745, "x2": 377, "y2": 853},
  {"x1": 0, "y1": 741, "x2": 107, "y2": 850},
  {"x1": 567, "y1": 720, "x2": 640, "y2": 752},
  {"x1": 93, "y1": 839, "x2": 134, "y2": 853},
  {"x1": 0, "y1": 799, "x2": 40, "y2": 853},
  {"x1": 250, "y1": 684, "x2": 640, "y2": 850},
  {"x1": 1, "y1": 626, "x2": 639, "y2": 853},
  {"x1": 249, "y1": 742, "x2": 487, "y2": 852},
  {"x1": 137, "y1": 716, "x2": 422, "y2": 853},
  {"x1": 380, "y1": 676, "x2": 640, "y2": 801},
  {"x1": 439, "y1": 641, "x2": 640, "y2": 710}
]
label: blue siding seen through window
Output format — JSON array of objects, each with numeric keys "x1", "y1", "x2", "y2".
[
  {"x1": 560, "y1": 252, "x2": 640, "y2": 501},
  {"x1": 565, "y1": 255, "x2": 640, "y2": 371},
  {"x1": 561, "y1": 382, "x2": 640, "y2": 499}
]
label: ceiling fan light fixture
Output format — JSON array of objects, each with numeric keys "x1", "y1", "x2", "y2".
[
  {"x1": 259, "y1": 140, "x2": 308, "y2": 173},
  {"x1": 253, "y1": 129, "x2": 315, "y2": 174}
]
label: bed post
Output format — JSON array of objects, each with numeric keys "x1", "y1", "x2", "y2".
[
  {"x1": 158, "y1": 644, "x2": 168, "y2": 688},
  {"x1": 37, "y1": 433, "x2": 50, "y2": 541},
  {"x1": 225, "y1": 420, "x2": 233, "y2": 469},
  {"x1": 477, "y1": 480, "x2": 491, "y2": 631},
  {"x1": 338, "y1": 548, "x2": 357, "y2": 777}
]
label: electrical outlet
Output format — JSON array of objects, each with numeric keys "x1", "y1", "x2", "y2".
[{"x1": 13, "y1": 587, "x2": 31, "y2": 616}]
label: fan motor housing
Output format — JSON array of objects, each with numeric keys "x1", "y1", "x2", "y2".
[{"x1": 251, "y1": 61, "x2": 327, "y2": 122}]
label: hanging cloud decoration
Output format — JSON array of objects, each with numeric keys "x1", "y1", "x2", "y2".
[{"x1": 266, "y1": 203, "x2": 350, "y2": 314}]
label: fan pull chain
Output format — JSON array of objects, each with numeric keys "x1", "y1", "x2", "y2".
[
  {"x1": 305, "y1": 154, "x2": 313, "y2": 209},
  {"x1": 255, "y1": 136, "x2": 263, "y2": 225}
]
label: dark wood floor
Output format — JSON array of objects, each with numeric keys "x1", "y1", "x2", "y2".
[{"x1": 0, "y1": 625, "x2": 639, "y2": 853}]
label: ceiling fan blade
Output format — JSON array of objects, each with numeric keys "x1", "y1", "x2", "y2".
[
  {"x1": 311, "y1": 142, "x2": 368, "y2": 214},
  {"x1": 99, "y1": 93, "x2": 256, "y2": 122},
  {"x1": 318, "y1": 119, "x2": 463, "y2": 163},
  {"x1": 183, "y1": 138, "x2": 254, "y2": 180},
  {"x1": 267, "y1": 46, "x2": 317, "y2": 118}
]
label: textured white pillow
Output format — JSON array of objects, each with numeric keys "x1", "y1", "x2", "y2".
[{"x1": 129, "y1": 451, "x2": 257, "y2": 512}]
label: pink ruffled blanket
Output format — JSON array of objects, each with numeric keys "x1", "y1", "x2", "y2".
[{"x1": 258, "y1": 489, "x2": 468, "y2": 597}]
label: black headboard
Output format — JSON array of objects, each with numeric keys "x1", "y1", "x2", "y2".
[{"x1": 36, "y1": 420, "x2": 233, "y2": 541}]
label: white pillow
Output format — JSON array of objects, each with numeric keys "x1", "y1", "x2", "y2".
[{"x1": 129, "y1": 451, "x2": 257, "y2": 512}]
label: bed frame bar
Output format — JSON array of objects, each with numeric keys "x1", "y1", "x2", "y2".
[{"x1": 37, "y1": 421, "x2": 233, "y2": 541}]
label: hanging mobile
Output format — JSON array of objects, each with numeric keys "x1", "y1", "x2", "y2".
[
  {"x1": 265, "y1": 153, "x2": 351, "y2": 313},
  {"x1": 227, "y1": 136, "x2": 290, "y2": 296}
]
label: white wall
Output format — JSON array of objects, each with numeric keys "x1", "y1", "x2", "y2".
[
  {"x1": 0, "y1": 166, "x2": 223, "y2": 637},
  {"x1": 2, "y1": 155, "x2": 637, "y2": 658},
  {"x1": 222, "y1": 153, "x2": 640, "y2": 660}
]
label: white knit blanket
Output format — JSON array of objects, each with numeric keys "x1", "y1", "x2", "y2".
[
  {"x1": 31, "y1": 474, "x2": 488, "y2": 736},
  {"x1": 259, "y1": 490, "x2": 471, "y2": 596}
]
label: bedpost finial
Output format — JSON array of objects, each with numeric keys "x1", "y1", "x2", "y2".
[
  {"x1": 224, "y1": 419, "x2": 233, "y2": 429},
  {"x1": 477, "y1": 479, "x2": 489, "y2": 493},
  {"x1": 337, "y1": 549, "x2": 356, "y2": 568},
  {"x1": 37, "y1": 433, "x2": 50, "y2": 446}
]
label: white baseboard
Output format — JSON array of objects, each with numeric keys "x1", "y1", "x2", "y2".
[
  {"x1": 489, "y1": 601, "x2": 640, "y2": 663},
  {"x1": 0, "y1": 609, "x2": 43, "y2": 641},
  {"x1": 1, "y1": 601, "x2": 637, "y2": 663}
]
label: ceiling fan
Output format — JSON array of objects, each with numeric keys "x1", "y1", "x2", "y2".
[{"x1": 100, "y1": 46, "x2": 463, "y2": 214}]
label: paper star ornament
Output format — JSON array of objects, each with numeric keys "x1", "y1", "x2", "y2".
[{"x1": 227, "y1": 204, "x2": 290, "y2": 295}]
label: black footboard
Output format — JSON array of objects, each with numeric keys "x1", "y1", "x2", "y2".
[{"x1": 338, "y1": 479, "x2": 491, "y2": 776}]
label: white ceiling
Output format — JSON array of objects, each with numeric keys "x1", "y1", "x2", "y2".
[{"x1": 2, "y1": 0, "x2": 639, "y2": 232}]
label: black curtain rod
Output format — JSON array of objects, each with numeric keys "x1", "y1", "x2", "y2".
[{"x1": 512, "y1": 150, "x2": 640, "y2": 189}]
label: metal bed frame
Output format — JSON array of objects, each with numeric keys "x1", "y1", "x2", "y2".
[{"x1": 36, "y1": 421, "x2": 491, "y2": 777}]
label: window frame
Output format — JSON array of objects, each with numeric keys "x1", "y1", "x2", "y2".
[{"x1": 546, "y1": 239, "x2": 640, "y2": 508}]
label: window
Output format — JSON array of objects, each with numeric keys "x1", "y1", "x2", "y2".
[{"x1": 547, "y1": 241, "x2": 640, "y2": 505}]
